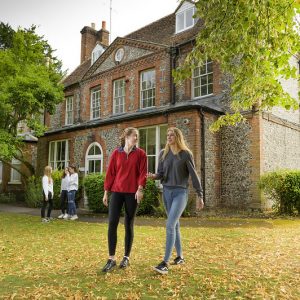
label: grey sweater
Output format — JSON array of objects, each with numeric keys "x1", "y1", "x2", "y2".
[{"x1": 156, "y1": 150, "x2": 203, "y2": 198}]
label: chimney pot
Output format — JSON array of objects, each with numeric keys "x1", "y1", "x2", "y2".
[
  {"x1": 91, "y1": 22, "x2": 96, "y2": 29},
  {"x1": 102, "y1": 21, "x2": 106, "y2": 30}
]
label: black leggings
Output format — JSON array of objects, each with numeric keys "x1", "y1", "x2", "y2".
[
  {"x1": 60, "y1": 190, "x2": 68, "y2": 214},
  {"x1": 108, "y1": 192, "x2": 138, "y2": 257},
  {"x1": 41, "y1": 192, "x2": 53, "y2": 218}
]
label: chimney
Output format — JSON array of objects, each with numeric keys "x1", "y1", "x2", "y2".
[
  {"x1": 97, "y1": 21, "x2": 109, "y2": 47},
  {"x1": 80, "y1": 21, "x2": 110, "y2": 64}
]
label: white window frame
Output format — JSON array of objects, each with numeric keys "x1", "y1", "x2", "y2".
[
  {"x1": 48, "y1": 140, "x2": 69, "y2": 170},
  {"x1": 91, "y1": 44, "x2": 104, "y2": 65},
  {"x1": 90, "y1": 87, "x2": 101, "y2": 120},
  {"x1": 138, "y1": 124, "x2": 168, "y2": 173},
  {"x1": 65, "y1": 96, "x2": 73, "y2": 125},
  {"x1": 192, "y1": 60, "x2": 213, "y2": 99},
  {"x1": 176, "y1": 3, "x2": 196, "y2": 33},
  {"x1": 85, "y1": 142, "x2": 103, "y2": 175},
  {"x1": 140, "y1": 69, "x2": 156, "y2": 109},
  {"x1": 9, "y1": 158, "x2": 22, "y2": 184},
  {"x1": 113, "y1": 78, "x2": 125, "y2": 114},
  {"x1": 0, "y1": 161, "x2": 3, "y2": 184}
]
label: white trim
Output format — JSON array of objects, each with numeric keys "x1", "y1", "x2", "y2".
[
  {"x1": 192, "y1": 60, "x2": 213, "y2": 99},
  {"x1": 140, "y1": 69, "x2": 156, "y2": 109},
  {"x1": 90, "y1": 86, "x2": 101, "y2": 120},
  {"x1": 65, "y1": 96, "x2": 74, "y2": 125},
  {"x1": 113, "y1": 78, "x2": 125, "y2": 114},
  {"x1": 176, "y1": 4, "x2": 196, "y2": 34},
  {"x1": 85, "y1": 142, "x2": 104, "y2": 175}
]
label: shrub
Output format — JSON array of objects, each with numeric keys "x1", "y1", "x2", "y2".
[
  {"x1": 137, "y1": 180, "x2": 160, "y2": 216},
  {"x1": 83, "y1": 173, "x2": 107, "y2": 213},
  {"x1": 0, "y1": 192, "x2": 16, "y2": 204},
  {"x1": 25, "y1": 176, "x2": 43, "y2": 207},
  {"x1": 52, "y1": 170, "x2": 63, "y2": 209},
  {"x1": 259, "y1": 170, "x2": 300, "y2": 215}
]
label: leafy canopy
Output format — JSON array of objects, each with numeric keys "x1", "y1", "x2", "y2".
[
  {"x1": 0, "y1": 23, "x2": 64, "y2": 165},
  {"x1": 173, "y1": 0, "x2": 300, "y2": 131}
]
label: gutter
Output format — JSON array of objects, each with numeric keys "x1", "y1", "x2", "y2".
[{"x1": 198, "y1": 108, "x2": 206, "y2": 203}]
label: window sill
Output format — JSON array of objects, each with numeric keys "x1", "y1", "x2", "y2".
[
  {"x1": 192, "y1": 93, "x2": 214, "y2": 100},
  {"x1": 8, "y1": 181, "x2": 22, "y2": 185}
]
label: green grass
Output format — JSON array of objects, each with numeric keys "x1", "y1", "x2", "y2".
[{"x1": 0, "y1": 213, "x2": 300, "y2": 299}]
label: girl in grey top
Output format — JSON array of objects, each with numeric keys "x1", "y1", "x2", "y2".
[{"x1": 148, "y1": 127, "x2": 204, "y2": 275}]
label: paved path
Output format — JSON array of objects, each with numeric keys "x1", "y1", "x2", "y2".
[{"x1": 0, "y1": 203, "x2": 276, "y2": 228}]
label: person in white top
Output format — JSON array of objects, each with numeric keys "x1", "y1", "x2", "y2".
[
  {"x1": 66, "y1": 164, "x2": 79, "y2": 220},
  {"x1": 58, "y1": 168, "x2": 70, "y2": 219},
  {"x1": 41, "y1": 166, "x2": 54, "y2": 223}
]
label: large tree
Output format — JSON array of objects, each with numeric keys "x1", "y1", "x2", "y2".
[
  {"x1": 0, "y1": 23, "x2": 64, "y2": 178},
  {"x1": 174, "y1": 0, "x2": 300, "y2": 130}
]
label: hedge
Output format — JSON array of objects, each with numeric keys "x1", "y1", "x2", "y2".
[
  {"x1": 83, "y1": 173, "x2": 160, "y2": 215},
  {"x1": 259, "y1": 170, "x2": 300, "y2": 215}
]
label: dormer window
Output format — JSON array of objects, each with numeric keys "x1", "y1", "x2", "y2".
[
  {"x1": 176, "y1": 2, "x2": 196, "y2": 33},
  {"x1": 91, "y1": 44, "x2": 104, "y2": 65}
]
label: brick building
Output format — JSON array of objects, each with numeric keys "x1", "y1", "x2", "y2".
[{"x1": 36, "y1": 1, "x2": 300, "y2": 210}]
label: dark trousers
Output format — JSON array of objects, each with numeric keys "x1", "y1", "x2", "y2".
[
  {"x1": 60, "y1": 190, "x2": 68, "y2": 214},
  {"x1": 108, "y1": 192, "x2": 138, "y2": 257},
  {"x1": 41, "y1": 192, "x2": 53, "y2": 218}
]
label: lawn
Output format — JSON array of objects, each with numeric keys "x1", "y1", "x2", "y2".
[{"x1": 0, "y1": 213, "x2": 299, "y2": 299}]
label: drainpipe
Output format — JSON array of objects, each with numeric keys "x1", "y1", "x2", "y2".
[
  {"x1": 199, "y1": 108, "x2": 206, "y2": 203},
  {"x1": 170, "y1": 46, "x2": 178, "y2": 105}
]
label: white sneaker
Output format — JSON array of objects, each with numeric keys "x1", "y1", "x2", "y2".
[
  {"x1": 63, "y1": 214, "x2": 69, "y2": 219},
  {"x1": 41, "y1": 218, "x2": 50, "y2": 223},
  {"x1": 70, "y1": 215, "x2": 78, "y2": 221},
  {"x1": 58, "y1": 214, "x2": 64, "y2": 219}
]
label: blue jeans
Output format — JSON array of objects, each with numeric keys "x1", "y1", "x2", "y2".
[
  {"x1": 163, "y1": 187, "x2": 188, "y2": 262},
  {"x1": 67, "y1": 190, "x2": 77, "y2": 216}
]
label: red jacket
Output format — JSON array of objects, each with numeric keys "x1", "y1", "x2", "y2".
[{"x1": 104, "y1": 146, "x2": 147, "y2": 193}]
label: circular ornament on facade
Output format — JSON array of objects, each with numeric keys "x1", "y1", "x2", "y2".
[{"x1": 114, "y1": 47, "x2": 125, "y2": 63}]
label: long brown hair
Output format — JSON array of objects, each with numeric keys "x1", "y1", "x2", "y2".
[
  {"x1": 161, "y1": 127, "x2": 192, "y2": 160},
  {"x1": 120, "y1": 127, "x2": 138, "y2": 147},
  {"x1": 44, "y1": 166, "x2": 53, "y2": 183}
]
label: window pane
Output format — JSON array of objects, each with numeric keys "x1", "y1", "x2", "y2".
[
  {"x1": 95, "y1": 160, "x2": 101, "y2": 173},
  {"x1": 207, "y1": 62, "x2": 213, "y2": 73},
  {"x1": 147, "y1": 156, "x2": 156, "y2": 173},
  {"x1": 208, "y1": 84, "x2": 213, "y2": 94},
  {"x1": 185, "y1": 8, "x2": 194, "y2": 28},
  {"x1": 88, "y1": 160, "x2": 94, "y2": 173},
  {"x1": 176, "y1": 12, "x2": 184, "y2": 32},
  {"x1": 147, "y1": 128, "x2": 156, "y2": 155},
  {"x1": 160, "y1": 125, "x2": 167, "y2": 150},
  {"x1": 49, "y1": 142, "x2": 55, "y2": 162},
  {"x1": 94, "y1": 145, "x2": 101, "y2": 155},
  {"x1": 201, "y1": 85, "x2": 207, "y2": 96}
]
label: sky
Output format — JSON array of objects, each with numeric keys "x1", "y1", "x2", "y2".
[{"x1": 0, "y1": 0, "x2": 179, "y2": 74}]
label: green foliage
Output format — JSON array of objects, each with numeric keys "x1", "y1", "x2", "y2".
[
  {"x1": 174, "y1": 0, "x2": 300, "y2": 130},
  {"x1": 25, "y1": 175, "x2": 42, "y2": 208},
  {"x1": 51, "y1": 170, "x2": 63, "y2": 209},
  {"x1": 0, "y1": 192, "x2": 16, "y2": 204},
  {"x1": 259, "y1": 170, "x2": 300, "y2": 215},
  {"x1": 83, "y1": 173, "x2": 107, "y2": 213},
  {"x1": 137, "y1": 180, "x2": 160, "y2": 216},
  {"x1": 0, "y1": 23, "x2": 64, "y2": 176}
]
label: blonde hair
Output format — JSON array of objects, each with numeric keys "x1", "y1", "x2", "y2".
[
  {"x1": 120, "y1": 127, "x2": 139, "y2": 147},
  {"x1": 44, "y1": 166, "x2": 53, "y2": 183},
  {"x1": 162, "y1": 127, "x2": 192, "y2": 160}
]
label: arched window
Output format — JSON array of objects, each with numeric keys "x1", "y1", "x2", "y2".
[{"x1": 85, "y1": 142, "x2": 103, "y2": 174}]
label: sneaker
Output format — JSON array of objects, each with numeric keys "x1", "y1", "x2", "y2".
[
  {"x1": 58, "y1": 214, "x2": 64, "y2": 219},
  {"x1": 63, "y1": 214, "x2": 69, "y2": 219},
  {"x1": 153, "y1": 261, "x2": 168, "y2": 275},
  {"x1": 41, "y1": 218, "x2": 49, "y2": 223},
  {"x1": 119, "y1": 257, "x2": 130, "y2": 269},
  {"x1": 102, "y1": 259, "x2": 116, "y2": 273},
  {"x1": 70, "y1": 215, "x2": 78, "y2": 221},
  {"x1": 171, "y1": 256, "x2": 185, "y2": 265}
]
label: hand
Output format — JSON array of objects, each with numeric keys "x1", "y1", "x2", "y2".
[
  {"x1": 45, "y1": 198, "x2": 48, "y2": 202},
  {"x1": 196, "y1": 196, "x2": 204, "y2": 212},
  {"x1": 103, "y1": 192, "x2": 108, "y2": 207},
  {"x1": 146, "y1": 172, "x2": 156, "y2": 180},
  {"x1": 135, "y1": 189, "x2": 144, "y2": 204}
]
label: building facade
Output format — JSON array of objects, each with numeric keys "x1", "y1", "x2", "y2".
[{"x1": 36, "y1": 1, "x2": 300, "y2": 210}]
